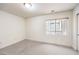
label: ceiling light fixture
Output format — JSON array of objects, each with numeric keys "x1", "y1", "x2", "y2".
[{"x1": 24, "y1": 3, "x2": 32, "y2": 8}]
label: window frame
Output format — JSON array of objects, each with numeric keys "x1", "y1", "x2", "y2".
[{"x1": 46, "y1": 19, "x2": 62, "y2": 33}]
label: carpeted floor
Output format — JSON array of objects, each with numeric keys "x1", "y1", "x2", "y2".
[{"x1": 0, "y1": 39, "x2": 78, "y2": 55}]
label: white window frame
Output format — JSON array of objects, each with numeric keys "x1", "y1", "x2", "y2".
[{"x1": 46, "y1": 19, "x2": 62, "y2": 33}]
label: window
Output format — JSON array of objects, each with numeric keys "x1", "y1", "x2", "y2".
[
  {"x1": 46, "y1": 19, "x2": 62, "y2": 33},
  {"x1": 46, "y1": 17, "x2": 69, "y2": 35},
  {"x1": 56, "y1": 20, "x2": 62, "y2": 32},
  {"x1": 50, "y1": 20, "x2": 55, "y2": 32}
]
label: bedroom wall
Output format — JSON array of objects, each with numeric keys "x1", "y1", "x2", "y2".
[
  {"x1": 73, "y1": 4, "x2": 79, "y2": 50},
  {"x1": 0, "y1": 10, "x2": 73, "y2": 49},
  {"x1": 25, "y1": 10, "x2": 73, "y2": 47},
  {"x1": 0, "y1": 10, "x2": 26, "y2": 49}
]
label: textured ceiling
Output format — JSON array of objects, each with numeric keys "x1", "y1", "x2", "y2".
[{"x1": 0, "y1": 3, "x2": 78, "y2": 18}]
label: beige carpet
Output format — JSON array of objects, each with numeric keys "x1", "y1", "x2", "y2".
[{"x1": 0, "y1": 39, "x2": 78, "y2": 55}]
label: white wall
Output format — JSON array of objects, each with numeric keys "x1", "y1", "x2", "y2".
[
  {"x1": 73, "y1": 4, "x2": 79, "y2": 50},
  {"x1": 0, "y1": 10, "x2": 25, "y2": 49},
  {"x1": 0, "y1": 10, "x2": 73, "y2": 49},
  {"x1": 25, "y1": 11, "x2": 73, "y2": 47}
]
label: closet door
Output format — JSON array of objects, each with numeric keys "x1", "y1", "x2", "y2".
[{"x1": 77, "y1": 14, "x2": 79, "y2": 51}]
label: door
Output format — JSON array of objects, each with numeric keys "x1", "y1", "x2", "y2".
[{"x1": 77, "y1": 13, "x2": 79, "y2": 51}]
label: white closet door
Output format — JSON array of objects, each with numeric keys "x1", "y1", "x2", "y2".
[{"x1": 77, "y1": 14, "x2": 79, "y2": 50}]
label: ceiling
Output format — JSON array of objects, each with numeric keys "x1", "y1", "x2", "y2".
[{"x1": 0, "y1": 3, "x2": 78, "y2": 18}]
